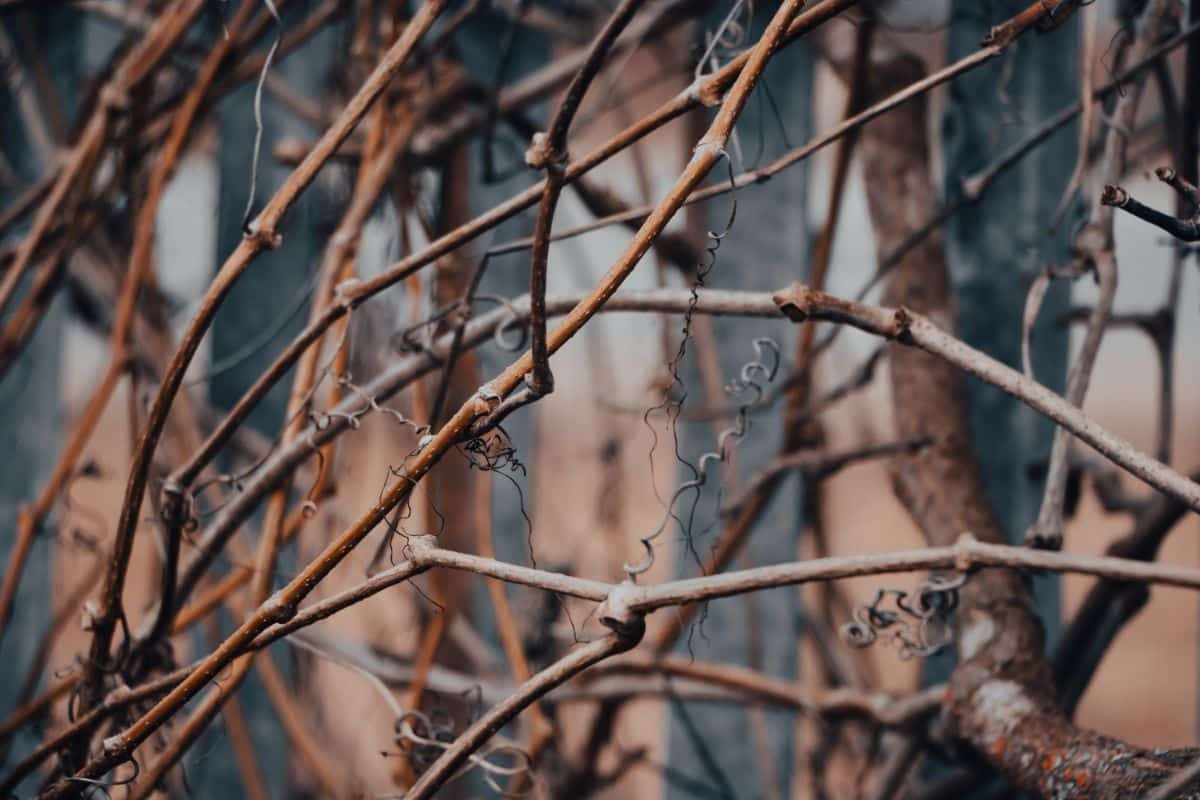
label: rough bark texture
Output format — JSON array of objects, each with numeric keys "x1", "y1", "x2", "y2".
[{"x1": 861, "y1": 49, "x2": 1200, "y2": 799}]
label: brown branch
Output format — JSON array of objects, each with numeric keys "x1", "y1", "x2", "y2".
[
  {"x1": 14, "y1": 530, "x2": 1200, "y2": 792},
  {"x1": 0, "y1": 0, "x2": 205, "y2": 348},
  {"x1": 133, "y1": 55, "x2": 418, "y2": 788},
  {"x1": 405, "y1": 632, "x2": 642, "y2": 799},
  {"x1": 855, "y1": 47, "x2": 1198, "y2": 798},
  {"x1": 44, "y1": 4, "x2": 801, "y2": 790},
  {"x1": 584, "y1": 657, "x2": 943, "y2": 726},
  {"x1": 74, "y1": 0, "x2": 448, "y2": 725},
  {"x1": 721, "y1": 438, "x2": 928, "y2": 521},
  {"x1": 148, "y1": 0, "x2": 855, "y2": 522},
  {"x1": 1027, "y1": 0, "x2": 1178, "y2": 549},
  {"x1": 86, "y1": 0, "x2": 265, "y2": 676},
  {"x1": 524, "y1": 0, "x2": 647, "y2": 396},
  {"x1": 491, "y1": 38, "x2": 1005, "y2": 262},
  {"x1": 772, "y1": 284, "x2": 1200, "y2": 514},
  {"x1": 627, "y1": 534, "x2": 1200, "y2": 611},
  {"x1": 1102, "y1": 173, "x2": 1200, "y2": 241},
  {"x1": 981, "y1": 0, "x2": 1082, "y2": 46}
]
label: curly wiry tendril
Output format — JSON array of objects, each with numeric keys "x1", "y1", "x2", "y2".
[
  {"x1": 839, "y1": 574, "x2": 967, "y2": 659},
  {"x1": 307, "y1": 373, "x2": 427, "y2": 438},
  {"x1": 239, "y1": 0, "x2": 282, "y2": 235},
  {"x1": 473, "y1": 293, "x2": 528, "y2": 352},
  {"x1": 625, "y1": 337, "x2": 780, "y2": 579},
  {"x1": 641, "y1": 146, "x2": 738, "y2": 573},
  {"x1": 61, "y1": 754, "x2": 140, "y2": 800},
  {"x1": 393, "y1": 709, "x2": 534, "y2": 794}
]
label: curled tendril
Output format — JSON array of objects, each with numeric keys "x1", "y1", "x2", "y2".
[
  {"x1": 474, "y1": 293, "x2": 528, "y2": 352},
  {"x1": 840, "y1": 574, "x2": 967, "y2": 659},
  {"x1": 391, "y1": 302, "x2": 462, "y2": 354},
  {"x1": 239, "y1": 0, "x2": 282, "y2": 234},
  {"x1": 640, "y1": 146, "x2": 738, "y2": 575},
  {"x1": 393, "y1": 709, "x2": 535, "y2": 793},
  {"x1": 460, "y1": 427, "x2": 527, "y2": 477},
  {"x1": 459, "y1": 425, "x2": 536, "y2": 566},
  {"x1": 693, "y1": 0, "x2": 752, "y2": 83},
  {"x1": 625, "y1": 337, "x2": 779, "y2": 579},
  {"x1": 308, "y1": 373, "x2": 427, "y2": 439},
  {"x1": 58, "y1": 753, "x2": 139, "y2": 796},
  {"x1": 338, "y1": 375, "x2": 426, "y2": 436}
]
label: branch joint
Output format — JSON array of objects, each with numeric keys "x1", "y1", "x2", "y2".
[{"x1": 598, "y1": 580, "x2": 647, "y2": 649}]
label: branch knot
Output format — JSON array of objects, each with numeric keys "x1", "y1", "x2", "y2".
[
  {"x1": 243, "y1": 221, "x2": 283, "y2": 250},
  {"x1": 525, "y1": 131, "x2": 566, "y2": 171},
  {"x1": 598, "y1": 581, "x2": 647, "y2": 649},
  {"x1": 1100, "y1": 184, "x2": 1129, "y2": 208}
]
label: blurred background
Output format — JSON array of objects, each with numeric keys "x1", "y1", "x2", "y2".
[{"x1": 1, "y1": 1, "x2": 1198, "y2": 797}]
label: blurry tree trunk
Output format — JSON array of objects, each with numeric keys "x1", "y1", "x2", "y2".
[
  {"x1": 665, "y1": 10, "x2": 814, "y2": 799},
  {"x1": 939, "y1": 0, "x2": 1078, "y2": 652},
  {"x1": 202, "y1": 5, "x2": 339, "y2": 796},
  {"x1": 0, "y1": 9, "x2": 76, "y2": 794},
  {"x1": 424, "y1": 12, "x2": 550, "y2": 795}
]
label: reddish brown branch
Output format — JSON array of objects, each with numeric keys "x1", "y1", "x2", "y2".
[
  {"x1": 75, "y1": 0, "x2": 448, "y2": 725},
  {"x1": 525, "y1": 0, "x2": 646, "y2": 395}
]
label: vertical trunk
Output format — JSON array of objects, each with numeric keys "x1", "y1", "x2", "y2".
[
  {"x1": 940, "y1": 0, "x2": 1079, "y2": 656},
  {"x1": 446, "y1": 13, "x2": 550, "y2": 795},
  {"x1": 203, "y1": 4, "x2": 339, "y2": 796},
  {"x1": 664, "y1": 9, "x2": 813, "y2": 798},
  {"x1": 0, "y1": 8, "x2": 76, "y2": 793},
  {"x1": 922, "y1": 2, "x2": 1079, "y2": 789}
]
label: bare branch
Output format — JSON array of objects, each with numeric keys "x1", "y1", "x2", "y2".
[{"x1": 773, "y1": 283, "x2": 1200, "y2": 514}]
